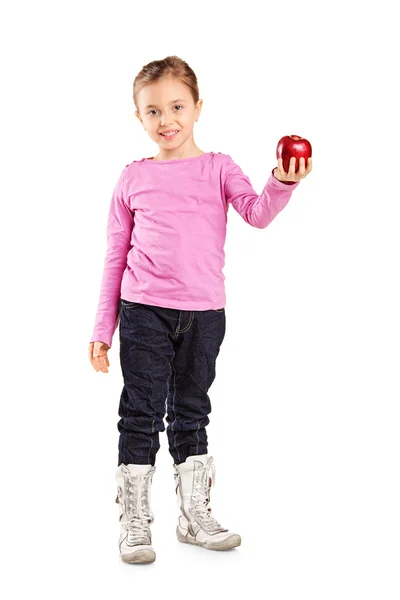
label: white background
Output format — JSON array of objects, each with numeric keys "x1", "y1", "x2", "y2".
[{"x1": 1, "y1": 0, "x2": 399, "y2": 598}]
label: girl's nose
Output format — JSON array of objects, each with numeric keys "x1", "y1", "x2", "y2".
[{"x1": 160, "y1": 115, "x2": 174, "y2": 126}]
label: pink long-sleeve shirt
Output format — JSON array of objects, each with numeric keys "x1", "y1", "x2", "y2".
[{"x1": 90, "y1": 151, "x2": 300, "y2": 348}]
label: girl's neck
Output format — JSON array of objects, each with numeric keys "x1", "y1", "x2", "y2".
[{"x1": 152, "y1": 139, "x2": 205, "y2": 161}]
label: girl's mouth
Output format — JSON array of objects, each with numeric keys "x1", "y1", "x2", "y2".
[{"x1": 159, "y1": 130, "x2": 179, "y2": 140}]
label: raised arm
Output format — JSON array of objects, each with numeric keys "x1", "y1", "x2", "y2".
[{"x1": 223, "y1": 156, "x2": 300, "y2": 229}]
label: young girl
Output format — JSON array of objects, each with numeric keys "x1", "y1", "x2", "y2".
[{"x1": 88, "y1": 55, "x2": 312, "y2": 564}]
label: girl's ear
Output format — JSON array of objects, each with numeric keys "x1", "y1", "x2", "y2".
[
  {"x1": 135, "y1": 111, "x2": 143, "y2": 125},
  {"x1": 195, "y1": 99, "x2": 203, "y2": 120}
]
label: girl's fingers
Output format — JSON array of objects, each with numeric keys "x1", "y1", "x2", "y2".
[
  {"x1": 96, "y1": 354, "x2": 109, "y2": 372},
  {"x1": 288, "y1": 156, "x2": 296, "y2": 177},
  {"x1": 88, "y1": 346, "x2": 109, "y2": 372},
  {"x1": 279, "y1": 157, "x2": 288, "y2": 178}
]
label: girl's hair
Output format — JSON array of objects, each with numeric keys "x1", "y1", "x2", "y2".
[{"x1": 133, "y1": 55, "x2": 199, "y2": 113}]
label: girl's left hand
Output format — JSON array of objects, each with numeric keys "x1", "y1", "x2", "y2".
[{"x1": 273, "y1": 156, "x2": 312, "y2": 183}]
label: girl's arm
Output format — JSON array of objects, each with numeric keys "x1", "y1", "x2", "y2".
[
  {"x1": 90, "y1": 169, "x2": 134, "y2": 349},
  {"x1": 223, "y1": 156, "x2": 300, "y2": 229}
]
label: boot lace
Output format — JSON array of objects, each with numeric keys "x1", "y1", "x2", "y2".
[
  {"x1": 191, "y1": 458, "x2": 224, "y2": 532},
  {"x1": 122, "y1": 467, "x2": 153, "y2": 545}
]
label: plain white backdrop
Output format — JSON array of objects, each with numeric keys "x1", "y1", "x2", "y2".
[{"x1": 1, "y1": 0, "x2": 399, "y2": 598}]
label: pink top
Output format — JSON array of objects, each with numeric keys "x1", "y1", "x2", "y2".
[{"x1": 90, "y1": 151, "x2": 300, "y2": 348}]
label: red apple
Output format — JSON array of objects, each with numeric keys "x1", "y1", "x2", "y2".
[{"x1": 276, "y1": 135, "x2": 312, "y2": 173}]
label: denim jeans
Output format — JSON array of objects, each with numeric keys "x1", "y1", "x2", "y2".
[{"x1": 117, "y1": 298, "x2": 226, "y2": 466}]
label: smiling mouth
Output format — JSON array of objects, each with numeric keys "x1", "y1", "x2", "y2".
[{"x1": 159, "y1": 130, "x2": 179, "y2": 138}]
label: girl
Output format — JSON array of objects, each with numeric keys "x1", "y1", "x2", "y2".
[{"x1": 88, "y1": 55, "x2": 312, "y2": 564}]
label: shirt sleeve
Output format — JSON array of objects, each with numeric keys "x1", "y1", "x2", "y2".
[
  {"x1": 223, "y1": 156, "x2": 300, "y2": 229},
  {"x1": 90, "y1": 169, "x2": 134, "y2": 349}
]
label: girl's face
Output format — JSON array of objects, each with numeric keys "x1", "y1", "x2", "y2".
[{"x1": 135, "y1": 76, "x2": 202, "y2": 150}]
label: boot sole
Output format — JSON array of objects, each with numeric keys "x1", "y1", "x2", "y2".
[
  {"x1": 122, "y1": 549, "x2": 156, "y2": 563},
  {"x1": 176, "y1": 526, "x2": 241, "y2": 551}
]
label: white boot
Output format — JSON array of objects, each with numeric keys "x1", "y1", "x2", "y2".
[
  {"x1": 173, "y1": 454, "x2": 241, "y2": 551},
  {"x1": 115, "y1": 463, "x2": 156, "y2": 563}
]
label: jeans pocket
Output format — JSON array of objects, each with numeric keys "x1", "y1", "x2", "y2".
[{"x1": 213, "y1": 308, "x2": 225, "y2": 313}]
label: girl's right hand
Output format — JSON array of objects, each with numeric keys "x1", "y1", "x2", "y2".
[{"x1": 88, "y1": 341, "x2": 110, "y2": 373}]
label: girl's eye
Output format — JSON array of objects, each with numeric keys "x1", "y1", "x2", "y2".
[{"x1": 148, "y1": 105, "x2": 183, "y2": 116}]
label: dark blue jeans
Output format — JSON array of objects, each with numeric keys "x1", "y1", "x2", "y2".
[{"x1": 117, "y1": 298, "x2": 226, "y2": 466}]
